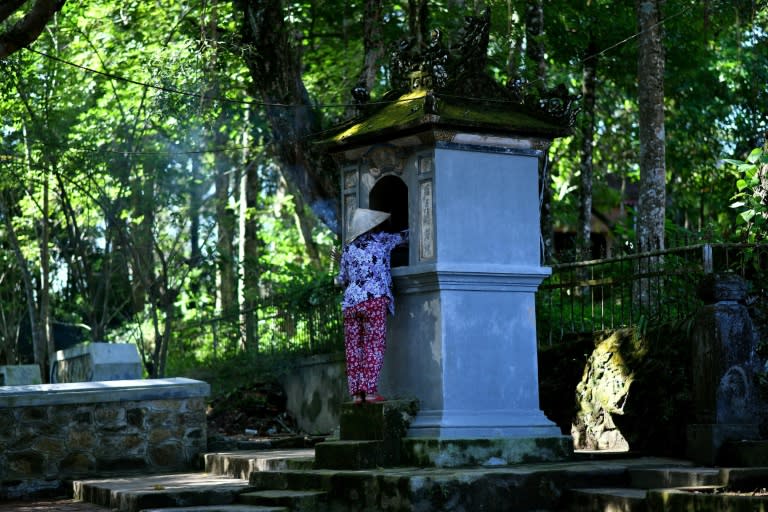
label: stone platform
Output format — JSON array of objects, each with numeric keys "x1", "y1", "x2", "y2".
[
  {"x1": 69, "y1": 450, "x2": 768, "y2": 512},
  {"x1": 0, "y1": 378, "x2": 209, "y2": 500},
  {"x1": 67, "y1": 400, "x2": 768, "y2": 511}
]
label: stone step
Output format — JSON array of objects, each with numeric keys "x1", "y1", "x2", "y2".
[
  {"x1": 313, "y1": 440, "x2": 385, "y2": 469},
  {"x1": 568, "y1": 487, "x2": 647, "y2": 512},
  {"x1": 339, "y1": 399, "x2": 418, "y2": 441},
  {"x1": 720, "y1": 440, "x2": 768, "y2": 467},
  {"x1": 628, "y1": 466, "x2": 723, "y2": 489},
  {"x1": 140, "y1": 506, "x2": 287, "y2": 512},
  {"x1": 328, "y1": 399, "x2": 419, "y2": 469},
  {"x1": 248, "y1": 469, "x2": 334, "y2": 491},
  {"x1": 646, "y1": 486, "x2": 768, "y2": 511},
  {"x1": 239, "y1": 490, "x2": 328, "y2": 512},
  {"x1": 205, "y1": 449, "x2": 316, "y2": 479},
  {"x1": 721, "y1": 467, "x2": 768, "y2": 491},
  {"x1": 73, "y1": 473, "x2": 253, "y2": 512}
]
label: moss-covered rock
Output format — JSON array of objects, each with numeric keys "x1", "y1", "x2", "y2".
[
  {"x1": 571, "y1": 329, "x2": 637, "y2": 451},
  {"x1": 540, "y1": 324, "x2": 693, "y2": 456}
]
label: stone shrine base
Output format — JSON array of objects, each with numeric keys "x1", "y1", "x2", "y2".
[
  {"x1": 314, "y1": 400, "x2": 572, "y2": 470},
  {"x1": 402, "y1": 436, "x2": 573, "y2": 467},
  {"x1": 686, "y1": 423, "x2": 761, "y2": 466}
]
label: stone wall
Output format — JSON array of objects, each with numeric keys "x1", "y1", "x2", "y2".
[
  {"x1": 0, "y1": 378, "x2": 209, "y2": 499},
  {"x1": 278, "y1": 352, "x2": 347, "y2": 435}
]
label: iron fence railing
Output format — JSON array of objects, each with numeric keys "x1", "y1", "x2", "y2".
[
  {"x1": 177, "y1": 243, "x2": 765, "y2": 355},
  {"x1": 536, "y1": 243, "x2": 768, "y2": 347},
  {"x1": 178, "y1": 288, "x2": 344, "y2": 359}
]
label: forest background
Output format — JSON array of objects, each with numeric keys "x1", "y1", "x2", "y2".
[{"x1": 0, "y1": 0, "x2": 766, "y2": 386}]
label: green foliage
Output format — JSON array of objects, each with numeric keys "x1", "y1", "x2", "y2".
[
  {"x1": 1, "y1": 0, "x2": 767, "y2": 377},
  {"x1": 725, "y1": 147, "x2": 768, "y2": 242}
]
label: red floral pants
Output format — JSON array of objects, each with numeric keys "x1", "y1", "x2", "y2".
[{"x1": 343, "y1": 296, "x2": 389, "y2": 397}]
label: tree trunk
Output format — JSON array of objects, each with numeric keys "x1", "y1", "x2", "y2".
[
  {"x1": 525, "y1": 0, "x2": 546, "y2": 84},
  {"x1": 214, "y1": 154, "x2": 237, "y2": 322},
  {"x1": 235, "y1": 0, "x2": 340, "y2": 234},
  {"x1": 40, "y1": 167, "x2": 53, "y2": 372},
  {"x1": 278, "y1": 171, "x2": 321, "y2": 270},
  {"x1": 506, "y1": 1, "x2": 523, "y2": 77},
  {"x1": 0, "y1": 192, "x2": 43, "y2": 377},
  {"x1": 131, "y1": 164, "x2": 157, "y2": 314},
  {"x1": 359, "y1": 0, "x2": 384, "y2": 91},
  {"x1": 577, "y1": 40, "x2": 598, "y2": 259},
  {"x1": 636, "y1": 0, "x2": 666, "y2": 253},
  {"x1": 189, "y1": 157, "x2": 202, "y2": 267},
  {"x1": 408, "y1": 0, "x2": 429, "y2": 47},
  {"x1": 0, "y1": 0, "x2": 66, "y2": 59},
  {"x1": 238, "y1": 148, "x2": 260, "y2": 352},
  {"x1": 524, "y1": 0, "x2": 553, "y2": 262}
]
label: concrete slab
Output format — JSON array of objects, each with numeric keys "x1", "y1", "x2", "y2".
[
  {"x1": 205, "y1": 450, "x2": 316, "y2": 479},
  {"x1": 51, "y1": 342, "x2": 142, "y2": 383},
  {"x1": 569, "y1": 488, "x2": 648, "y2": 512},
  {"x1": 240, "y1": 490, "x2": 328, "y2": 511},
  {"x1": 0, "y1": 365, "x2": 42, "y2": 385},
  {"x1": 629, "y1": 466, "x2": 723, "y2": 489},
  {"x1": 647, "y1": 486, "x2": 768, "y2": 512},
  {"x1": 0, "y1": 377, "x2": 209, "y2": 407},
  {"x1": 73, "y1": 473, "x2": 251, "y2": 512}
]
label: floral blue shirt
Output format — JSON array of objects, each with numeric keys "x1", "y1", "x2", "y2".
[{"x1": 337, "y1": 230, "x2": 409, "y2": 315}]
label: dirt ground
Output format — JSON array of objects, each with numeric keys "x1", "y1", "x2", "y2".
[{"x1": 205, "y1": 379, "x2": 302, "y2": 438}]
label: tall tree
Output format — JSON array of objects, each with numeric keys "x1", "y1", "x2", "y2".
[
  {"x1": 358, "y1": 0, "x2": 384, "y2": 92},
  {"x1": 234, "y1": 0, "x2": 340, "y2": 234},
  {"x1": 577, "y1": 38, "x2": 598, "y2": 258},
  {"x1": 0, "y1": 0, "x2": 66, "y2": 58},
  {"x1": 635, "y1": 0, "x2": 666, "y2": 252},
  {"x1": 525, "y1": 0, "x2": 546, "y2": 83},
  {"x1": 524, "y1": 0, "x2": 555, "y2": 262}
]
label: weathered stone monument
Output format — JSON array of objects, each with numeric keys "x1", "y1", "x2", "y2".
[
  {"x1": 50, "y1": 341, "x2": 143, "y2": 383},
  {"x1": 0, "y1": 364, "x2": 42, "y2": 385},
  {"x1": 687, "y1": 272, "x2": 764, "y2": 465},
  {"x1": 326, "y1": 12, "x2": 577, "y2": 465}
]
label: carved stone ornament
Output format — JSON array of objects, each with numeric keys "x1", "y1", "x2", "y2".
[
  {"x1": 383, "y1": 8, "x2": 580, "y2": 128},
  {"x1": 364, "y1": 144, "x2": 405, "y2": 175}
]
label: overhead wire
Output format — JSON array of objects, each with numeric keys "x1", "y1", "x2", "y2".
[{"x1": 7, "y1": 3, "x2": 696, "y2": 158}]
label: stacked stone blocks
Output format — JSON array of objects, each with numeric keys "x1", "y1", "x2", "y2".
[{"x1": 0, "y1": 378, "x2": 208, "y2": 499}]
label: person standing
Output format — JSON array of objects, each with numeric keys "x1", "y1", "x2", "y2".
[{"x1": 336, "y1": 209, "x2": 408, "y2": 404}]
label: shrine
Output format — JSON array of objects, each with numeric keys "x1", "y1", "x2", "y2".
[{"x1": 325, "y1": 12, "x2": 579, "y2": 464}]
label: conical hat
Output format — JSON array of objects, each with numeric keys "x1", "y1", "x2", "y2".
[{"x1": 346, "y1": 208, "x2": 390, "y2": 243}]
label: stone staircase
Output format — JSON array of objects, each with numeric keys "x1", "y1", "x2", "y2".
[
  {"x1": 568, "y1": 466, "x2": 724, "y2": 511},
  {"x1": 71, "y1": 401, "x2": 768, "y2": 512}
]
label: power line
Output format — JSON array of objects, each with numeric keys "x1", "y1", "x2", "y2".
[
  {"x1": 22, "y1": 47, "x2": 418, "y2": 110},
  {"x1": 20, "y1": 3, "x2": 696, "y2": 110},
  {"x1": 582, "y1": 4, "x2": 692, "y2": 62},
  {"x1": 7, "y1": 3, "x2": 699, "y2": 159}
]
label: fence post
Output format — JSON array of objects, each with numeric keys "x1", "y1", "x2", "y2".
[{"x1": 702, "y1": 243, "x2": 713, "y2": 274}]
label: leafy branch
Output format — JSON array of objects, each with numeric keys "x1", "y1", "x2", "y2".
[{"x1": 725, "y1": 145, "x2": 768, "y2": 242}]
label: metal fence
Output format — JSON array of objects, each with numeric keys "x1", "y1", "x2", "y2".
[
  {"x1": 536, "y1": 243, "x2": 767, "y2": 347},
  {"x1": 179, "y1": 288, "x2": 344, "y2": 359},
  {"x1": 179, "y1": 243, "x2": 765, "y2": 356}
]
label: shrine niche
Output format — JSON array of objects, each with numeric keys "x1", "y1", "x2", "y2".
[{"x1": 369, "y1": 175, "x2": 409, "y2": 267}]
